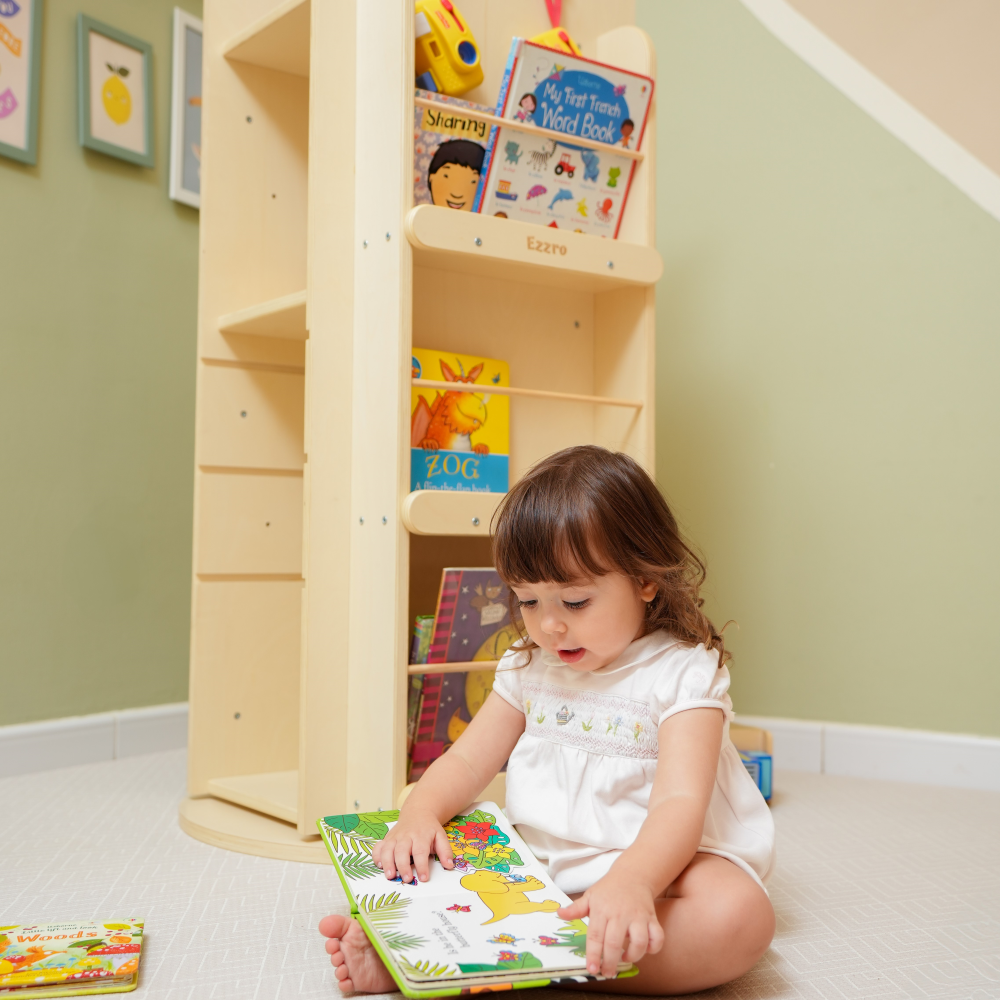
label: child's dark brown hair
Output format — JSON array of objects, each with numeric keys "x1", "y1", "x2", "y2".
[{"x1": 491, "y1": 445, "x2": 730, "y2": 665}]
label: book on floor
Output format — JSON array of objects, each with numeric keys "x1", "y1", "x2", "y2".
[
  {"x1": 408, "y1": 568, "x2": 519, "y2": 781},
  {"x1": 411, "y1": 349, "x2": 509, "y2": 494},
  {"x1": 0, "y1": 920, "x2": 143, "y2": 997},
  {"x1": 475, "y1": 38, "x2": 654, "y2": 237},
  {"x1": 317, "y1": 802, "x2": 635, "y2": 997}
]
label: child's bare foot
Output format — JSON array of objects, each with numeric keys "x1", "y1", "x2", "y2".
[{"x1": 318, "y1": 914, "x2": 396, "y2": 993}]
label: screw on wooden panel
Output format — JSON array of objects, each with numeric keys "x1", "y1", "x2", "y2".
[
  {"x1": 240, "y1": 411, "x2": 247, "y2": 418},
  {"x1": 606, "y1": 260, "x2": 614, "y2": 269},
  {"x1": 574, "y1": 320, "x2": 580, "y2": 328},
  {"x1": 234, "y1": 712, "x2": 241, "y2": 719},
  {"x1": 472, "y1": 517, "x2": 480, "y2": 527},
  {"x1": 362, "y1": 239, "x2": 368, "y2": 248},
  {"x1": 265, "y1": 521, "x2": 270, "y2": 527},
  {"x1": 385, "y1": 232, "x2": 391, "y2": 241},
  {"x1": 359, "y1": 517, "x2": 365, "y2": 525},
  {"x1": 271, "y1": 193, "x2": 276, "y2": 198},
  {"x1": 354, "y1": 800, "x2": 360, "y2": 809},
  {"x1": 382, "y1": 516, "x2": 387, "y2": 524},
  {"x1": 246, "y1": 116, "x2": 252, "y2": 123},
  {"x1": 474, "y1": 237, "x2": 482, "y2": 246}
]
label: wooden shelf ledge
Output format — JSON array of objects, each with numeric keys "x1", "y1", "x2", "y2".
[
  {"x1": 405, "y1": 205, "x2": 663, "y2": 291},
  {"x1": 412, "y1": 378, "x2": 641, "y2": 409},
  {"x1": 218, "y1": 290, "x2": 307, "y2": 340},
  {"x1": 408, "y1": 660, "x2": 499, "y2": 675},
  {"x1": 207, "y1": 769, "x2": 298, "y2": 824},
  {"x1": 223, "y1": 0, "x2": 310, "y2": 78},
  {"x1": 401, "y1": 490, "x2": 505, "y2": 537}
]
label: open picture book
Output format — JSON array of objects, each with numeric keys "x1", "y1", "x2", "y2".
[{"x1": 318, "y1": 802, "x2": 635, "y2": 997}]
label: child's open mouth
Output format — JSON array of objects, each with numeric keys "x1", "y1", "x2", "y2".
[{"x1": 557, "y1": 647, "x2": 585, "y2": 663}]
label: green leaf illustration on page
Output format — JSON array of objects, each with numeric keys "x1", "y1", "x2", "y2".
[
  {"x1": 328, "y1": 809, "x2": 400, "y2": 841},
  {"x1": 398, "y1": 957, "x2": 458, "y2": 980},
  {"x1": 459, "y1": 951, "x2": 543, "y2": 972},
  {"x1": 337, "y1": 851, "x2": 382, "y2": 880}
]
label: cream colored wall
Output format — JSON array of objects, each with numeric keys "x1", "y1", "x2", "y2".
[
  {"x1": 785, "y1": 0, "x2": 1000, "y2": 177},
  {"x1": 636, "y1": 0, "x2": 1000, "y2": 737}
]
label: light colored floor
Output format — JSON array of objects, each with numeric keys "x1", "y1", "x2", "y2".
[{"x1": 1, "y1": 752, "x2": 998, "y2": 999}]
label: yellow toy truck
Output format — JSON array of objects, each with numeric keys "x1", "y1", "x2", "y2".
[{"x1": 414, "y1": 0, "x2": 484, "y2": 97}]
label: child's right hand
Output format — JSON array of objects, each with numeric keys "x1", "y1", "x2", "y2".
[{"x1": 375, "y1": 807, "x2": 455, "y2": 883}]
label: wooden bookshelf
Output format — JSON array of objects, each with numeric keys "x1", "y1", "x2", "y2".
[{"x1": 180, "y1": 0, "x2": 660, "y2": 863}]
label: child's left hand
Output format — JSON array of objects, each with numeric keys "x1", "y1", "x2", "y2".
[{"x1": 557, "y1": 872, "x2": 664, "y2": 978}]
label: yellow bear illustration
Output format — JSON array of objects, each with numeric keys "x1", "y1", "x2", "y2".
[{"x1": 460, "y1": 870, "x2": 561, "y2": 924}]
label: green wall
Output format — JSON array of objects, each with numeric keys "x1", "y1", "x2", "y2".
[
  {"x1": 637, "y1": 0, "x2": 1000, "y2": 737},
  {"x1": 0, "y1": 0, "x2": 201, "y2": 725}
]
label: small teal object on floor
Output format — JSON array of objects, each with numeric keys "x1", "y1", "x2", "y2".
[{"x1": 740, "y1": 750, "x2": 772, "y2": 802}]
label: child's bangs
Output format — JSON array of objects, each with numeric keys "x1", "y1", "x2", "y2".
[{"x1": 493, "y1": 488, "x2": 613, "y2": 585}]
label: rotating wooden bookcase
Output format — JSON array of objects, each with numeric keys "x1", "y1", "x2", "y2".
[{"x1": 179, "y1": 0, "x2": 663, "y2": 863}]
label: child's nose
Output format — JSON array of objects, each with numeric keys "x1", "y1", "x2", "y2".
[{"x1": 541, "y1": 611, "x2": 567, "y2": 634}]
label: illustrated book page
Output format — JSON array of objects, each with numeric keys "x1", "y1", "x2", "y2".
[
  {"x1": 317, "y1": 802, "x2": 632, "y2": 996},
  {"x1": 0, "y1": 920, "x2": 143, "y2": 996},
  {"x1": 476, "y1": 39, "x2": 654, "y2": 238},
  {"x1": 410, "y1": 348, "x2": 509, "y2": 494}
]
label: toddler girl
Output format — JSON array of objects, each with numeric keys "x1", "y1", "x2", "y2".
[{"x1": 320, "y1": 445, "x2": 775, "y2": 995}]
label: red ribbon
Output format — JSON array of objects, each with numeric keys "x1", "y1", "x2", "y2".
[{"x1": 544, "y1": 0, "x2": 561, "y2": 29}]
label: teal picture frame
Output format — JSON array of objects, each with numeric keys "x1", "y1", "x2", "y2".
[
  {"x1": 76, "y1": 13, "x2": 154, "y2": 168},
  {"x1": 0, "y1": 0, "x2": 44, "y2": 165}
]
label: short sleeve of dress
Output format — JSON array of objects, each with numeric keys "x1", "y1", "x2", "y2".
[
  {"x1": 650, "y1": 643, "x2": 732, "y2": 726},
  {"x1": 491, "y1": 646, "x2": 528, "y2": 713}
]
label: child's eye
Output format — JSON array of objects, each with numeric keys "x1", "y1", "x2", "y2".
[
  {"x1": 517, "y1": 599, "x2": 537, "y2": 609},
  {"x1": 563, "y1": 599, "x2": 590, "y2": 610}
]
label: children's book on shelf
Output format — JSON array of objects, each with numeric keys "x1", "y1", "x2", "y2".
[
  {"x1": 411, "y1": 349, "x2": 509, "y2": 494},
  {"x1": 474, "y1": 39, "x2": 654, "y2": 238},
  {"x1": 0, "y1": 920, "x2": 143, "y2": 997},
  {"x1": 408, "y1": 569, "x2": 519, "y2": 781},
  {"x1": 414, "y1": 90, "x2": 493, "y2": 212},
  {"x1": 317, "y1": 802, "x2": 635, "y2": 997}
]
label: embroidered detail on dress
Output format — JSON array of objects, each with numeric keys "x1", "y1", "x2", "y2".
[{"x1": 521, "y1": 681, "x2": 658, "y2": 759}]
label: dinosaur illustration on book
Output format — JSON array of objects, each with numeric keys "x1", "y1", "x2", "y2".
[
  {"x1": 411, "y1": 360, "x2": 491, "y2": 455},
  {"x1": 460, "y1": 870, "x2": 561, "y2": 925}
]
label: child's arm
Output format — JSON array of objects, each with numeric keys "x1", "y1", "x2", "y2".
[
  {"x1": 377, "y1": 691, "x2": 525, "y2": 884},
  {"x1": 559, "y1": 706, "x2": 724, "y2": 977}
]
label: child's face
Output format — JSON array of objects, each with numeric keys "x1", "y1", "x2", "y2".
[
  {"x1": 429, "y1": 163, "x2": 480, "y2": 211},
  {"x1": 511, "y1": 571, "x2": 657, "y2": 672}
]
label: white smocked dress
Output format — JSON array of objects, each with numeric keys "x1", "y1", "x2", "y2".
[{"x1": 490, "y1": 631, "x2": 775, "y2": 895}]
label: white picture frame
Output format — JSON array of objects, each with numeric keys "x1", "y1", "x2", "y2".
[{"x1": 169, "y1": 7, "x2": 202, "y2": 207}]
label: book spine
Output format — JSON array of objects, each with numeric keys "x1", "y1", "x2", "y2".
[
  {"x1": 473, "y1": 39, "x2": 522, "y2": 213},
  {"x1": 427, "y1": 570, "x2": 461, "y2": 663}
]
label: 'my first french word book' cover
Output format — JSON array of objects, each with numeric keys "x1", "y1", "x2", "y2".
[
  {"x1": 410, "y1": 348, "x2": 509, "y2": 494},
  {"x1": 0, "y1": 920, "x2": 143, "y2": 996},
  {"x1": 476, "y1": 39, "x2": 654, "y2": 237},
  {"x1": 317, "y1": 802, "x2": 635, "y2": 997},
  {"x1": 408, "y1": 568, "x2": 518, "y2": 781}
]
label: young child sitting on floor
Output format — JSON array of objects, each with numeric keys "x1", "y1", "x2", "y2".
[{"x1": 320, "y1": 445, "x2": 775, "y2": 995}]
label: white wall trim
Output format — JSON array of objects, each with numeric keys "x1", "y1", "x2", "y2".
[
  {"x1": 0, "y1": 703, "x2": 188, "y2": 779},
  {"x1": 737, "y1": 714, "x2": 1000, "y2": 792},
  {"x1": 739, "y1": 0, "x2": 1000, "y2": 223}
]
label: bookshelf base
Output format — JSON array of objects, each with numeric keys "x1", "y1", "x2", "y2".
[{"x1": 178, "y1": 795, "x2": 330, "y2": 864}]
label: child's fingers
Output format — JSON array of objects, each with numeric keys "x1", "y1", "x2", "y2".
[
  {"x1": 585, "y1": 913, "x2": 606, "y2": 976},
  {"x1": 557, "y1": 896, "x2": 589, "y2": 920},
  {"x1": 646, "y1": 918, "x2": 665, "y2": 955},
  {"x1": 434, "y1": 829, "x2": 455, "y2": 869},
  {"x1": 379, "y1": 839, "x2": 398, "y2": 879},
  {"x1": 412, "y1": 840, "x2": 432, "y2": 881},
  {"x1": 623, "y1": 920, "x2": 649, "y2": 964},
  {"x1": 600, "y1": 920, "x2": 626, "y2": 979},
  {"x1": 394, "y1": 839, "x2": 415, "y2": 883}
]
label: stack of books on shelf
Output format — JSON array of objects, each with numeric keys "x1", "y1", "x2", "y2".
[{"x1": 407, "y1": 568, "x2": 519, "y2": 781}]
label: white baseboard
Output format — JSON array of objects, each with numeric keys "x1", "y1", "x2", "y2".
[
  {"x1": 0, "y1": 703, "x2": 188, "y2": 779},
  {"x1": 736, "y1": 714, "x2": 1000, "y2": 793}
]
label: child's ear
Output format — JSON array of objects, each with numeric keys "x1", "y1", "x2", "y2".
[{"x1": 639, "y1": 580, "x2": 658, "y2": 602}]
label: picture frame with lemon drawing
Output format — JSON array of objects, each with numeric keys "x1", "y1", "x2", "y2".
[{"x1": 77, "y1": 14, "x2": 153, "y2": 167}]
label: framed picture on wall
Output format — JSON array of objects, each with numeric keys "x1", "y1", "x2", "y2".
[
  {"x1": 0, "y1": 0, "x2": 44, "y2": 165},
  {"x1": 169, "y1": 7, "x2": 202, "y2": 207},
  {"x1": 76, "y1": 14, "x2": 153, "y2": 167}
]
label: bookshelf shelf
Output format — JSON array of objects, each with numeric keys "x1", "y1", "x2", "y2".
[
  {"x1": 218, "y1": 290, "x2": 307, "y2": 340},
  {"x1": 408, "y1": 660, "x2": 500, "y2": 676},
  {"x1": 402, "y1": 490, "x2": 504, "y2": 537},
  {"x1": 223, "y1": 0, "x2": 310, "y2": 78},
  {"x1": 207, "y1": 769, "x2": 299, "y2": 823},
  {"x1": 183, "y1": 2, "x2": 657, "y2": 863},
  {"x1": 406, "y1": 205, "x2": 663, "y2": 291},
  {"x1": 411, "y1": 378, "x2": 642, "y2": 409}
]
